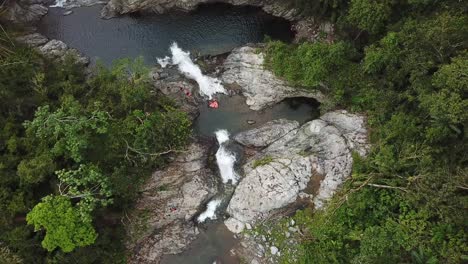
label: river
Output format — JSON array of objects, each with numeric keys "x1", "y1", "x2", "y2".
[{"x1": 38, "y1": 4, "x2": 318, "y2": 263}]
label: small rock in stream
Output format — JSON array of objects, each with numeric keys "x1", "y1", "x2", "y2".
[
  {"x1": 247, "y1": 120, "x2": 256, "y2": 125},
  {"x1": 63, "y1": 10, "x2": 73, "y2": 16}
]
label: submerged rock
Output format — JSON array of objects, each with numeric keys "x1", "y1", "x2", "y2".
[
  {"x1": 225, "y1": 110, "x2": 369, "y2": 233},
  {"x1": 127, "y1": 143, "x2": 218, "y2": 263},
  {"x1": 221, "y1": 46, "x2": 325, "y2": 111}
]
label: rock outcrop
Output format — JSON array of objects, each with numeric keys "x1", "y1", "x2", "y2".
[
  {"x1": 150, "y1": 67, "x2": 202, "y2": 121},
  {"x1": 127, "y1": 143, "x2": 218, "y2": 263},
  {"x1": 15, "y1": 33, "x2": 90, "y2": 65},
  {"x1": 102, "y1": 0, "x2": 301, "y2": 20},
  {"x1": 225, "y1": 110, "x2": 368, "y2": 233},
  {"x1": 221, "y1": 46, "x2": 325, "y2": 110},
  {"x1": 1, "y1": 0, "x2": 50, "y2": 26},
  {"x1": 234, "y1": 119, "x2": 299, "y2": 148}
]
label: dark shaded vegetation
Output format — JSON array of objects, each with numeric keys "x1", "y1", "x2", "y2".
[
  {"x1": 0, "y1": 28, "x2": 191, "y2": 262},
  {"x1": 268, "y1": 0, "x2": 467, "y2": 263}
]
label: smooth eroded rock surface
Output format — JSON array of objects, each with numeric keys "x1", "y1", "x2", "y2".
[
  {"x1": 127, "y1": 143, "x2": 218, "y2": 263},
  {"x1": 221, "y1": 46, "x2": 325, "y2": 110},
  {"x1": 234, "y1": 119, "x2": 299, "y2": 148},
  {"x1": 225, "y1": 110, "x2": 368, "y2": 233}
]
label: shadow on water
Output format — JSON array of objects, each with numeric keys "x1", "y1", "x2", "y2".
[
  {"x1": 38, "y1": 3, "x2": 293, "y2": 64},
  {"x1": 195, "y1": 95, "x2": 321, "y2": 137}
]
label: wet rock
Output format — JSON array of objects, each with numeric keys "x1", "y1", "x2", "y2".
[
  {"x1": 16, "y1": 33, "x2": 90, "y2": 65},
  {"x1": 234, "y1": 119, "x2": 299, "y2": 148},
  {"x1": 102, "y1": 0, "x2": 302, "y2": 20},
  {"x1": 225, "y1": 110, "x2": 368, "y2": 233},
  {"x1": 151, "y1": 67, "x2": 202, "y2": 121},
  {"x1": 63, "y1": 10, "x2": 73, "y2": 15},
  {"x1": 247, "y1": 120, "x2": 256, "y2": 125},
  {"x1": 39, "y1": 39, "x2": 90, "y2": 65},
  {"x1": 221, "y1": 46, "x2": 325, "y2": 111},
  {"x1": 127, "y1": 143, "x2": 218, "y2": 264}
]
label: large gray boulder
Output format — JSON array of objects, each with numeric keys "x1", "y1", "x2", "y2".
[
  {"x1": 127, "y1": 143, "x2": 218, "y2": 263},
  {"x1": 234, "y1": 119, "x2": 299, "y2": 148},
  {"x1": 221, "y1": 46, "x2": 325, "y2": 111},
  {"x1": 1, "y1": 0, "x2": 49, "y2": 25},
  {"x1": 225, "y1": 110, "x2": 369, "y2": 233},
  {"x1": 16, "y1": 33, "x2": 90, "y2": 65}
]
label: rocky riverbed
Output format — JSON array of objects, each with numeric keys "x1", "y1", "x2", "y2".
[{"x1": 6, "y1": 2, "x2": 365, "y2": 263}]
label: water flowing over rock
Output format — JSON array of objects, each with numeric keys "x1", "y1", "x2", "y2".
[
  {"x1": 215, "y1": 130, "x2": 239, "y2": 184},
  {"x1": 225, "y1": 110, "x2": 369, "y2": 233},
  {"x1": 197, "y1": 199, "x2": 222, "y2": 223},
  {"x1": 221, "y1": 46, "x2": 325, "y2": 110},
  {"x1": 163, "y1": 43, "x2": 226, "y2": 99},
  {"x1": 126, "y1": 143, "x2": 218, "y2": 263},
  {"x1": 49, "y1": 0, "x2": 106, "y2": 9},
  {"x1": 101, "y1": 0, "x2": 302, "y2": 20}
]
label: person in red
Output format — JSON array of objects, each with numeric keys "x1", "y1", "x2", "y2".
[{"x1": 208, "y1": 99, "x2": 219, "y2": 109}]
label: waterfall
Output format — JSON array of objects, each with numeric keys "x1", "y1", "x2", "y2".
[
  {"x1": 197, "y1": 199, "x2": 222, "y2": 223},
  {"x1": 50, "y1": 0, "x2": 66, "y2": 7},
  {"x1": 215, "y1": 130, "x2": 238, "y2": 184},
  {"x1": 157, "y1": 43, "x2": 226, "y2": 99}
]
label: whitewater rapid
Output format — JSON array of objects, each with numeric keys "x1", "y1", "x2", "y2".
[
  {"x1": 50, "y1": 0, "x2": 66, "y2": 7},
  {"x1": 197, "y1": 199, "x2": 222, "y2": 223},
  {"x1": 215, "y1": 130, "x2": 238, "y2": 184},
  {"x1": 157, "y1": 43, "x2": 226, "y2": 99}
]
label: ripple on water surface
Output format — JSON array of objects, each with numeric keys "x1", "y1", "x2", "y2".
[{"x1": 38, "y1": 3, "x2": 293, "y2": 64}]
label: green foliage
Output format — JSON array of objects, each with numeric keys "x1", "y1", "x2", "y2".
[
  {"x1": 347, "y1": 0, "x2": 392, "y2": 34},
  {"x1": 24, "y1": 101, "x2": 110, "y2": 163},
  {"x1": 55, "y1": 164, "x2": 113, "y2": 222},
  {"x1": 0, "y1": 33, "x2": 191, "y2": 261},
  {"x1": 26, "y1": 196, "x2": 97, "y2": 253},
  {"x1": 264, "y1": 40, "x2": 352, "y2": 88},
  {"x1": 252, "y1": 156, "x2": 274, "y2": 168},
  {"x1": 264, "y1": 2, "x2": 468, "y2": 263}
]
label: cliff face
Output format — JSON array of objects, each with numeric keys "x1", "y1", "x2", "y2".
[{"x1": 101, "y1": 0, "x2": 302, "y2": 20}]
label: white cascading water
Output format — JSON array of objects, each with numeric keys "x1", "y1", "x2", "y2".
[
  {"x1": 50, "y1": 0, "x2": 66, "y2": 7},
  {"x1": 157, "y1": 43, "x2": 226, "y2": 99},
  {"x1": 215, "y1": 130, "x2": 239, "y2": 184},
  {"x1": 197, "y1": 199, "x2": 222, "y2": 223},
  {"x1": 157, "y1": 56, "x2": 171, "y2": 68}
]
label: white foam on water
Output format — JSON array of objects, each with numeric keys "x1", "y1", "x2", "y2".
[
  {"x1": 215, "y1": 130, "x2": 238, "y2": 184},
  {"x1": 50, "y1": 0, "x2": 66, "y2": 7},
  {"x1": 197, "y1": 199, "x2": 222, "y2": 223},
  {"x1": 167, "y1": 43, "x2": 226, "y2": 99},
  {"x1": 157, "y1": 56, "x2": 171, "y2": 68},
  {"x1": 215, "y1": 129, "x2": 230, "y2": 144}
]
